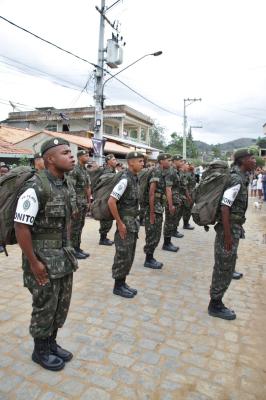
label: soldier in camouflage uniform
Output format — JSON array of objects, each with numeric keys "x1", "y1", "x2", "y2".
[
  {"x1": 162, "y1": 155, "x2": 185, "y2": 250},
  {"x1": 182, "y1": 163, "x2": 196, "y2": 229},
  {"x1": 174, "y1": 160, "x2": 193, "y2": 234},
  {"x1": 14, "y1": 138, "x2": 78, "y2": 371},
  {"x1": 208, "y1": 149, "x2": 256, "y2": 320},
  {"x1": 69, "y1": 149, "x2": 91, "y2": 259},
  {"x1": 99, "y1": 154, "x2": 117, "y2": 246},
  {"x1": 108, "y1": 151, "x2": 144, "y2": 298},
  {"x1": 144, "y1": 153, "x2": 175, "y2": 269}
]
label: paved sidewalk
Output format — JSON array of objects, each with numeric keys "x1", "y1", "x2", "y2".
[{"x1": 0, "y1": 203, "x2": 266, "y2": 399}]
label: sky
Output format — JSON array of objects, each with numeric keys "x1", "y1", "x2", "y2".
[{"x1": 0, "y1": 0, "x2": 266, "y2": 144}]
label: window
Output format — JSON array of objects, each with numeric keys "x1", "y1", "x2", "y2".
[
  {"x1": 104, "y1": 124, "x2": 113, "y2": 135},
  {"x1": 63, "y1": 124, "x2": 70, "y2": 132},
  {"x1": 45, "y1": 124, "x2": 57, "y2": 132}
]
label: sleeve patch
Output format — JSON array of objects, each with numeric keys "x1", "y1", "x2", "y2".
[
  {"x1": 221, "y1": 184, "x2": 241, "y2": 207},
  {"x1": 110, "y1": 178, "x2": 128, "y2": 200},
  {"x1": 14, "y1": 188, "x2": 39, "y2": 226}
]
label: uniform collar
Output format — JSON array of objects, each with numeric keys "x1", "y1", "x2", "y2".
[{"x1": 45, "y1": 169, "x2": 66, "y2": 186}]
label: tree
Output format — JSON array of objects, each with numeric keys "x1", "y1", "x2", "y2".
[
  {"x1": 165, "y1": 132, "x2": 183, "y2": 155},
  {"x1": 149, "y1": 122, "x2": 166, "y2": 150},
  {"x1": 255, "y1": 156, "x2": 265, "y2": 168},
  {"x1": 211, "y1": 145, "x2": 221, "y2": 158}
]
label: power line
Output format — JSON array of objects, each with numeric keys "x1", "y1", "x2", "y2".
[{"x1": 0, "y1": 15, "x2": 182, "y2": 117}]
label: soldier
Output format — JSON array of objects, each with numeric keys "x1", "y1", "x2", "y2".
[
  {"x1": 14, "y1": 137, "x2": 78, "y2": 371},
  {"x1": 144, "y1": 153, "x2": 175, "y2": 268},
  {"x1": 99, "y1": 154, "x2": 117, "y2": 246},
  {"x1": 162, "y1": 155, "x2": 185, "y2": 250},
  {"x1": 69, "y1": 149, "x2": 91, "y2": 259},
  {"x1": 108, "y1": 151, "x2": 144, "y2": 298},
  {"x1": 182, "y1": 163, "x2": 196, "y2": 229},
  {"x1": 0, "y1": 164, "x2": 10, "y2": 253},
  {"x1": 33, "y1": 152, "x2": 45, "y2": 171},
  {"x1": 208, "y1": 149, "x2": 256, "y2": 320},
  {"x1": 175, "y1": 160, "x2": 193, "y2": 234}
]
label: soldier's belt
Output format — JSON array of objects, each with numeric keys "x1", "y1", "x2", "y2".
[
  {"x1": 120, "y1": 210, "x2": 139, "y2": 218},
  {"x1": 32, "y1": 239, "x2": 63, "y2": 249},
  {"x1": 155, "y1": 193, "x2": 166, "y2": 200},
  {"x1": 230, "y1": 215, "x2": 246, "y2": 224}
]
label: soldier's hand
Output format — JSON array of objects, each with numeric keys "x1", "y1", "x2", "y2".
[
  {"x1": 169, "y1": 205, "x2": 176, "y2": 215},
  {"x1": 224, "y1": 234, "x2": 233, "y2": 252},
  {"x1": 118, "y1": 222, "x2": 127, "y2": 240},
  {"x1": 31, "y1": 260, "x2": 49, "y2": 286},
  {"x1": 150, "y1": 212, "x2": 155, "y2": 225}
]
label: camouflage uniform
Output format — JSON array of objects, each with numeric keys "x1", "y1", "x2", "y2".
[
  {"x1": 99, "y1": 166, "x2": 116, "y2": 236},
  {"x1": 182, "y1": 171, "x2": 196, "y2": 225},
  {"x1": 163, "y1": 167, "x2": 182, "y2": 237},
  {"x1": 112, "y1": 170, "x2": 139, "y2": 279},
  {"x1": 174, "y1": 170, "x2": 188, "y2": 230},
  {"x1": 18, "y1": 170, "x2": 78, "y2": 339},
  {"x1": 210, "y1": 165, "x2": 249, "y2": 301},
  {"x1": 144, "y1": 167, "x2": 171, "y2": 255},
  {"x1": 69, "y1": 163, "x2": 90, "y2": 249}
]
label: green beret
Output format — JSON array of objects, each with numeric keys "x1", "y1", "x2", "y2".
[
  {"x1": 41, "y1": 137, "x2": 69, "y2": 156},
  {"x1": 126, "y1": 151, "x2": 144, "y2": 160},
  {"x1": 171, "y1": 154, "x2": 183, "y2": 161},
  {"x1": 77, "y1": 149, "x2": 89, "y2": 157},
  {"x1": 33, "y1": 152, "x2": 42, "y2": 160},
  {"x1": 233, "y1": 148, "x2": 251, "y2": 161},
  {"x1": 105, "y1": 154, "x2": 115, "y2": 162},
  {"x1": 157, "y1": 153, "x2": 171, "y2": 162}
]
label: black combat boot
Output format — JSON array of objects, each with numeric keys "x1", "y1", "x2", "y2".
[
  {"x1": 113, "y1": 279, "x2": 135, "y2": 298},
  {"x1": 162, "y1": 237, "x2": 179, "y2": 252},
  {"x1": 74, "y1": 248, "x2": 87, "y2": 259},
  {"x1": 172, "y1": 230, "x2": 184, "y2": 238},
  {"x1": 32, "y1": 338, "x2": 65, "y2": 371},
  {"x1": 232, "y1": 271, "x2": 243, "y2": 280},
  {"x1": 49, "y1": 329, "x2": 73, "y2": 362},
  {"x1": 99, "y1": 234, "x2": 113, "y2": 246},
  {"x1": 208, "y1": 299, "x2": 236, "y2": 320},
  {"x1": 123, "y1": 277, "x2": 138, "y2": 296},
  {"x1": 139, "y1": 217, "x2": 145, "y2": 226},
  {"x1": 78, "y1": 248, "x2": 90, "y2": 258},
  {"x1": 144, "y1": 254, "x2": 163, "y2": 269},
  {"x1": 183, "y1": 223, "x2": 195, "y2": 230}
]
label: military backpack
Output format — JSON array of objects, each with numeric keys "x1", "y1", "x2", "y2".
[
  {"x1": 91, "y1": 171, "x2": 124, "y2": 221},
  {"x1": 0, "y1": 166, "x2": 50, "y2": 255},
  {"x1": 88, "y1": 167, "x2": 105, "y2": 192},
  {"x1": 191, "y1": 160, "x2": 231, "y2": 227}
]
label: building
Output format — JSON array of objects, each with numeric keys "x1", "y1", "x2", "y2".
[
  {"x1": 0, "y1": 136, "x2": 33, "y2": 165},
  {"x1": 3, "y1": 105, "x2": 154, "y2": 146}
]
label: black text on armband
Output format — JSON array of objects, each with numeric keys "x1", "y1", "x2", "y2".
[
  {"x1": 15, "y1": 212, "x2": 35, "y2": 224},
  {"x1": 222, "y1": 197, "x2": 232, "y2": 206}
]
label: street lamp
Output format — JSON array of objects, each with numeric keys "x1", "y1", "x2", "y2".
[
  {"x1": 93, "y1": 51, "x2": 162, "y2": 165},
  {"x1": 183, "y1": 98, "x2": 202, "y2": 159},
  {"x1": 101, "y1": 51, "x2": 163, "y2": 106}
]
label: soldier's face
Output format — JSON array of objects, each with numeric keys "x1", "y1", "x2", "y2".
[
  {"x1": 53, "y1": 145, "x2": 75, "y2": 172},
  {"x1": 79, "y1": 154, "x2": 89, "y2": 164},
  {"x1": 160, "y1": 159, "x2": 171, "y2": 169},
  {"x1": 129, "y1": 158, "x2": 144, "y2": 173},
  {"x1": 243, "y1": 155, "x2": 256, "y2": 172},
  {"x1": 108, "y1": 158, "x2": 117, "y2": 169},
  {"x1": 0, "y1": 167, "x2": 9, "y2": 175}
]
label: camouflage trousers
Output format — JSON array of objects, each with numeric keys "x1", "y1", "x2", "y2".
[
  {"x1": 174, "y1": 205, "x2": 184, "y2": 230},
  {"x1": 163, "y1": 205, "x2": 181, "y2": 237},
  {"x1": 27, "y1": 273, "x2": 73, "y2": 339},
  {"x1": 112, "y1": 230, "x2": 138, "y2": 279},
  {"x1": 71, "y1": 205, "x2": 87, "y2": 248},
  {"x1": 99, "y1": 220, "x2": 113, "y2": 235},
  {"x1": 144, "y1": 209, "x2": 163, "y2": 255},
  {"x1": 210, "y1": 224, "x2": 241, "y2": 300},
  {"x1": 182, "y1": 202, "x2": 192, "y2": 225}
]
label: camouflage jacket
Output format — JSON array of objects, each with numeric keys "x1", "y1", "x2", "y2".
[
  {"x1": 227, "y1": 165, "x2": 249, "y2": 225},
  {"x1": 19, "y1": 170, "x2": 78, "y2": 282},
  {"x1": 148, "y1": 166, "x2": 172, "y2": 214},
  {"x1": 186, "y1": 172, "x2": 197, "y2": 193},
  {"x1": 69, "y1": 163, "x2": 90, "y2": 205},
  {"x1": 117, "y1": 170, "x2": 139, "y2": 233}
]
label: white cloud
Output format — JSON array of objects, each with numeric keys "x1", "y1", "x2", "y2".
[{"x1": 0, "y1": 0, "x2": 265, "y2": 144}]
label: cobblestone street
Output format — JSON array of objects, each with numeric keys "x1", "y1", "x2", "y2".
[{"x1": 0, "y1": 203, "x2": 265, "y2": 400}]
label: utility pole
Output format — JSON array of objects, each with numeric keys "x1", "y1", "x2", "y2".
[
  {"x1": 183, "y1": 98, "x2": 202, "y2": 159},
  {"x1": 93, "y1": 0, "x2": 105, "y2": 165}
]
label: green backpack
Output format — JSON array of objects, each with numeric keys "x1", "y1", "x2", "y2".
[
  {"x1": 0, "y1": 167, "x2": 50, "y2": 255},
  {"x1": 91, "y1": 171, "x2": 124, "y2": 221},
  {"x1": 192, "y1": 160, "x2": 231, "y2": 227},
  {"x1": 138, "y1": 167, "x2": 154, "y2": 205},
  {"x1": 88, "y1": 167, "x2": 104, "y2": 192}
]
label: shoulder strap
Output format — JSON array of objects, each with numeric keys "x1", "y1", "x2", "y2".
[{"x1": 35, "y1": 170, "x2": 52, "y2": 206}]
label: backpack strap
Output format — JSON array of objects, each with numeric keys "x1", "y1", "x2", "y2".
[{"x1": 34, "y1": 170, "x2": 52, "y2": 207}]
